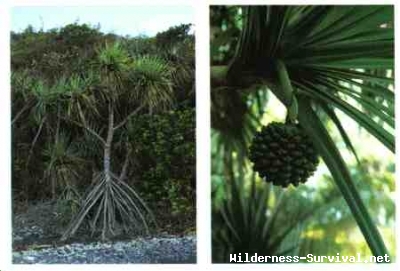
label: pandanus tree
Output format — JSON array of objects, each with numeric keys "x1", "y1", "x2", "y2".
[
  {"x1": 59, "y1": 42, "x2": 174, "y2": 240},
  {"x1": 211, "y1": 6, "x2": 394, "y2": 258},
  {"x1": 12, "y1": 41, "x2": 174, "y2": 240}
]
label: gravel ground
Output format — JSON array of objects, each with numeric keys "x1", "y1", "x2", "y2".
[
  {"x1": 13, "y1": 225, "x2": 45, "y2": 242},
  {"x1": 13, "y1": 235, "x2": 196, "y2": 264}
]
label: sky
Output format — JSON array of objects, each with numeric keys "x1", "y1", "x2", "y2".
[{"x1": 11, "y1": 6, "x2": 194, "y2": 37}]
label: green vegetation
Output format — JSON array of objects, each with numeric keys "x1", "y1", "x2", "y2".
[
  {"x1": 211, "y1": 6, "x2": 394, "y2": 262},
  {"x1": 12, "y1": 23, "x2": 195, "y2": 241}
]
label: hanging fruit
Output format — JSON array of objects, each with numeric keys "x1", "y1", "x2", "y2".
[{"x1": 249, "y1": 122, "x2": 319, "y2": 187}]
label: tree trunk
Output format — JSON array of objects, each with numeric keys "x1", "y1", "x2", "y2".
[
  {"x1": 119, "y1": 145, "x2": 130, "y2": 182},
  {"x1": 104, "y1": 102, "x2": 114, "y2": 183}
]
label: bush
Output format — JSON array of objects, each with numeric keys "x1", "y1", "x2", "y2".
[{"x1": 130, "y1": 108, "x2": 195, "y2": 215}]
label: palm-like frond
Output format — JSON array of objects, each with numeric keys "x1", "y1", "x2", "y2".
[
  {"x1": 129, "y1": 56, "x2": 174, "y2": 112},
  {"x1": 167, "y1": 39, "x2": 195, "y2": 87},
  {"x1": 97, "y1": 42, "x2": 130, "y2": 96},
  {"x1": 42, "y1": 131, "x2": 87, "y2": 197},
  {"x1": 11, "y1": 71, "x2": 38, "y2": 125},
  {"x1": 212, "y1": 168, "x2": 348, "y2": 263},
  {"x1": 53, "y1": 73, "x2": 103, "y2": 129}
]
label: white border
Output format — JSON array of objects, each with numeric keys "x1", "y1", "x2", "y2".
[
  {"x1": 196, "y1": 0, "x2": 211, "y2": 266},
  {"x1": 0, "y1": 0, "x2": 12, "y2": 269},
  {"x1": 0, "y1": 1, "x2": 399, "y2": 271}
]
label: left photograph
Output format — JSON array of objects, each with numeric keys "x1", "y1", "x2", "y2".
[{"x1": 11, "y1": 6, "x2": 196, "y2": 264}]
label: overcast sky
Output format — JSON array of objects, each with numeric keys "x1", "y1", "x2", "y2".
[{"x1": 11, "y1": 6, "x2": 194, "y2": 37}]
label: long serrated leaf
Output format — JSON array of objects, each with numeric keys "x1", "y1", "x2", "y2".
[
  {"x1": 314, "y1": 68, "x2": 394, "y2": 84},
  {"x1": 297, "y1": 95, "x2": 389, "y2": 258},
  {"x1": 320, "y1": 103, "x2": 361, "y2": 165},
  {"x1": 313, "y1": 76, "x2": 394, "y2": 127},
  {"x1": 294, "y1": 80, "x2": 394, "y2": 152}
]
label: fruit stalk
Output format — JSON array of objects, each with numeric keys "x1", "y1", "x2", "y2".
[{"x1": 275, "y1": 59, "x2": 298, "y2": 123}]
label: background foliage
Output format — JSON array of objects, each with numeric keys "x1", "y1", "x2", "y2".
[{"x1": 131, "y1": 108, "x2": 195, "y2": 224}]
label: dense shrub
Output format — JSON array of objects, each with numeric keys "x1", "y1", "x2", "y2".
[{"x1": 129, "y1": 108, "x2": 195, "y2": 215}]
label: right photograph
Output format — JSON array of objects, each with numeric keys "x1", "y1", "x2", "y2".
[{"x1": 210, "y1": 6, "x2": 395, "y2": 264}]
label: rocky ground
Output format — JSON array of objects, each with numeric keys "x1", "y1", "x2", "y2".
[
  {"x1": 12, "y1": 200, "x2": 196, "y2": 264},
  {"x1": 13, "y1": 235, "x2": 196, "y2": 264}
]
